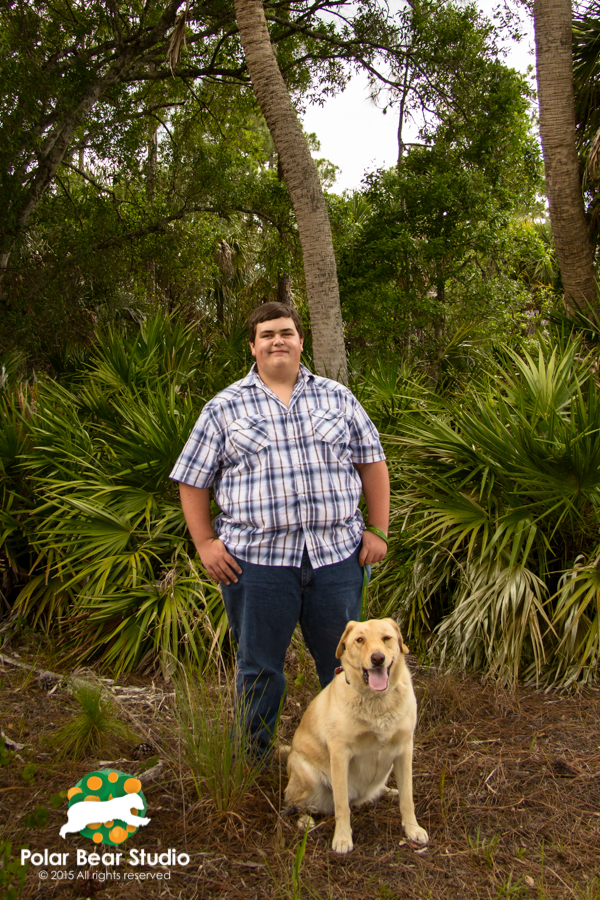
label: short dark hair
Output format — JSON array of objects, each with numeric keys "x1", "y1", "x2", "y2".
[{"x1": 248, "y1": 302, "x2": 304, "y2": 343}]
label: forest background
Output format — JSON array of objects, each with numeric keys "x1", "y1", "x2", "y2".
[{"x1": 2, "y1": 0, "x2": 600, "y2": 690}]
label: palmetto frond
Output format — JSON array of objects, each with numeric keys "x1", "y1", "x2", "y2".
[
  {"x1": 550, "y1": 551, "x2": 600, "y2": 686},
  {"x1": 437, "y1": 561, "x2": 550, "y2": 686},
  {"x1": 6, "y1": 312, "x2": 228, "y2": 674},
  {"x1": 70, "y1": 566, "x2": 226, "y2": 676},
  {"x1": 87, "y1": 314, "x2": 202, "y2": 392},
  {"x1": 376, "y1": 336, "x2": 600, "y2": 686}
]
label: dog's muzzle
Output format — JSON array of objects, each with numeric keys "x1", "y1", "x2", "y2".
[{"x1": 363, "y1": 662, "x2": 392, "y2": 691}]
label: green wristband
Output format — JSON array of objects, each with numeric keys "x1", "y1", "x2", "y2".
[{"x1": 365, "y1": 525, "x2": 388, "y2": 545}]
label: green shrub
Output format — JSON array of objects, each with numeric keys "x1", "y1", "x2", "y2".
[
  {"x1": 53, "y1": 681, "x2": 135, "y2": 760},
  {"x1": 1, "y1": 313, "x2": 239, "y2": 674},
  {"x1": 370, "y1": 337, "x2": 600, "y2": 687},
  {"x1": 0, "y1": 840, "x2": 27, "y2": 900}
]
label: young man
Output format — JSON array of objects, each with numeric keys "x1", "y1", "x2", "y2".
[{"x1": 170, "y1": 301, "x2": 389, "y2": 755}]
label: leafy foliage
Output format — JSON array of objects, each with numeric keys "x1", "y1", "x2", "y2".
[
  {"x1": 335, "y1": 3, "x2": 547, "y2": 360},
  {"x1": 4, "y1": 313, "x2": 600, "y2": 687},
  {"x1": 0, "y1": 840, "x2": 28, "y2": 900},
  {"x1": 1, "y1": 313, "x2": 237, "y2": 674},
  {"x1": 0, "y1": 0, "x2": 440, "y2": 364},
  {"x1": 0, "y1": 0, "x2": 549, "y2": 370},
  {"x1": 369, "y1": 336, "x2": 600, "y2": 687},
  {"x1": 574, "y1": 5, "x2": 600, "y2": 248}
]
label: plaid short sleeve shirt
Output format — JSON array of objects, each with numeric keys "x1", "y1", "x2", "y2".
[{"x1": 170, "y1": 364, "x2": 386, "y2": 568}]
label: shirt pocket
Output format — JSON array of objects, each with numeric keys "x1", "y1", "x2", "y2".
[
  {"x1": 228, "y1": 416, "x2": 271, "y2": 456},
  {"x1": 310, "y1": 407, "x2": 348, "y2": 445}
]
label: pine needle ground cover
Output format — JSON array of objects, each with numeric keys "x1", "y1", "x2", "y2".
[{"x1": 1, "y1": 640, "x2": 599, "y2": 900}]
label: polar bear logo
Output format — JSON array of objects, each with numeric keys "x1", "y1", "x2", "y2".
[
  {"x1": 60, "y1": 792, "x2": 151, "y2": 839},
  {"x1": 60, "y1": 770, "x2": 150, "y2": 845}
]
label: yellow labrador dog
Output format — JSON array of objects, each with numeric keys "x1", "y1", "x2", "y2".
[{"x1": 284, "y1": 618, "x2": 428, "y2": 854}]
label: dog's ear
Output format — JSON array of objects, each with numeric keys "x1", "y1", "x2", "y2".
[
  {"x1": 383, "y1": 618, "x2": 409, "y2": 653},
  {"x1": 383, "y1": 618, "x2": 402, "y2": 640},
  {"x1": 335, "y1": 621, "x2": 358, "y2": 659}
]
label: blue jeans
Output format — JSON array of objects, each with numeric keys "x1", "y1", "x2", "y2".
[{"x1": 220, "y1": 543, "x2": 366, "y2": 754}]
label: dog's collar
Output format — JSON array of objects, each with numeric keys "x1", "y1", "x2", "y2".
[{"x1": 334, "y1": 665, "x2": 350, "y2": 685}]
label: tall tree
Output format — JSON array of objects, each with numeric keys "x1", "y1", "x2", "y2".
[
  {"x1": 534, "y1": 0, "x2": 597, "y2": 310},
  {"x1": 0, "y1": 0, "x2": 183, "y2": 280},
  {"x1": 0, "y1": 0, "x2": 355, "y2": 291},
  {"x1": 233, "y1": 0, "x2": 348, "y2": 382},
  {"x1": 337, "y1": 21, "x2": 543, "y2": 357}
]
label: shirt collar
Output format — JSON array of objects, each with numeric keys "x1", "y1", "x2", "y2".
[{"x1": 243, "y1": 362, "x2": 314, "y2": 389}]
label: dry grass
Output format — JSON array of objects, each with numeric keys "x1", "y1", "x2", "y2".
[{"x1": 1, "y1": 628, "x2": 600, "y2": 900}]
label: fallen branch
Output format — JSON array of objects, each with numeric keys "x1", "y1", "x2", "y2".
[{"x1": 0, "y1": 653, "x2": 62, "y2": 690}]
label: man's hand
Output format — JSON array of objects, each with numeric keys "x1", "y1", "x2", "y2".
[
  {"x1": 197, "y1": 537, "x2": 242, "y2": 585},
  {"x1": 354, "y1": 461, "x2": 390, "y2": 568},
  {"x1": 359, "y1": 529, "x2": 388, "y2": 566},
  {"x1": 178, "y1": 484, "x2": 243, "y2": 585}
]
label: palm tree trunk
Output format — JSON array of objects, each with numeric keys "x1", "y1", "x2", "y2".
[
  {"x1": 233, "y1": 0, "x2": 348, "y2": 382},
  {"x1": 534, "y1": 0, "x2": 597, "y2": 311}
]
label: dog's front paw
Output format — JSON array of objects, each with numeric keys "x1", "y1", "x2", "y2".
[
  {"x1": 331, "y1": 829, "x2": 353, "y2": 854},
  {"x1": 136, "y1": 817, "x2": 151, "y2": 826},
  {"x1": 404, "y1": 823, "x2": 428, "y2": 845}
]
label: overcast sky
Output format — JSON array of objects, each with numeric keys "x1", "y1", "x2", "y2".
[{"x1": 301, "y1": 1, "x2": 536, "y2": 193}]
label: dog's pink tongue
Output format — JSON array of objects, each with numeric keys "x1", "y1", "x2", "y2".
[{"x1": 368, "y1": 668, "x2": 388, "y2": 691}]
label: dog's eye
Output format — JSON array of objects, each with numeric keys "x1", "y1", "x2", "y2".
[
  {"x1": 382, "y1": 635, "x2": 392, "y2": 642},
  {"x1": 355, "y1": 637, "x2": 364, "y2": 644}
]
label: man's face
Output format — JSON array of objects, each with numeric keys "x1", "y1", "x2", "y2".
[{"x1": 250, "y1": 317, "x2": 303, "y2": 380}]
